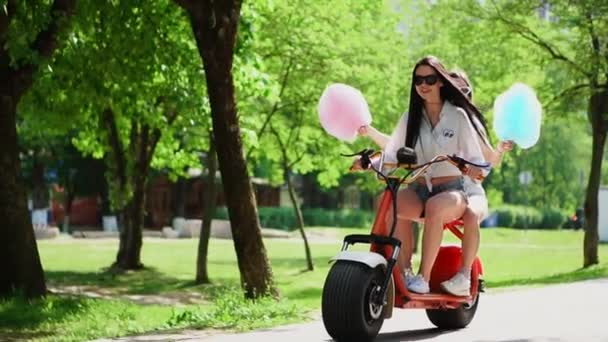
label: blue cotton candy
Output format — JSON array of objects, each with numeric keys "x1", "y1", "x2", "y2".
[{"x1": 493, "y1": 83, "x2": 542, "y2": 149}]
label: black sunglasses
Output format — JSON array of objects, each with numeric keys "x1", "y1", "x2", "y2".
[{"x1": 414, "y1": 74, "x2": 439, "y2": 86}]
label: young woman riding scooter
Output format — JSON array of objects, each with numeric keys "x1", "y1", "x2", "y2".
[{"x1": 355, "y1": 56, "x2": 511, "y2": 296}]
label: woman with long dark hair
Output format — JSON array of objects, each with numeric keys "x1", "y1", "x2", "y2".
[{"x1": 358, "y1": 56, "x2": 492, "y2": 295}]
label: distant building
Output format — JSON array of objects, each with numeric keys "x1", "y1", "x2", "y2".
[
  {"x1": 51, "y1": 174, "x2": 281, "y2": 230},
  {"x1": 145, "y1": 174, "x2": 281, "y2": 229},
  {"x1": 599, "y1": 186, "x2": 608, "y2": 242}
]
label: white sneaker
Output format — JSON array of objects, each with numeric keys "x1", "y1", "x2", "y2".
[
  {"x1": 402, "y1": 268, "x2": 415, "y2": 286},
  {"x1": 407, "y1": 274, "x2": 430, "y2": 294},
  {"x1": 440, "y1": 272, "x2": 471, "y2": 297}
]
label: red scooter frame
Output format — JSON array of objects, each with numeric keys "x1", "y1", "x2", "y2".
[
  {"x1": 370, "y1": 185, "x2": 483, "y2": 310},
  {"x1": 322, "y1": 148, "x2": 488, "y2": 341}
]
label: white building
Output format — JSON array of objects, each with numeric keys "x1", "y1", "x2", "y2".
[{"x1": 599, "y1": 186, "x2": 608, "y2": 242}]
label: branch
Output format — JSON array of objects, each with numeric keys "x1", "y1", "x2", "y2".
[
  {"x1": 101, "y1": 108, "x2": 127, "y2": 189},
  {"x1": 11, "y1": 0, "x2": 76, "y2": 99},
  {"x1": 584, "y1": 10, "x2": 600, "y2": 86},
  {"x1": 275, "y1": 98, "x2": 317, "y2": 113},
  {"x1": 148, "y1": 108, "x2": 179, "y2": 161},
  {"x1": 129, "y1": 119, "x2": 139, "y2": 158},
  {"x1": 245, "y1": 57, "x2": 294, "y2": 161},
  {"x1": 259, "y1": 57, "x2": 294, "y2": 133},
  {"x1": 0, "y1": 0, "x2": 17, "y2": 42},
  {"x1": 138, "y1": 123, "x2": 151, "y2": 176},
  {"x1": 285, "y1": 109, "x2": 304, "y2": 148},
  {"x1": 269, "y1": 123, "x2": 289, "y2": 170},
  {"x1": 31, "y1": 0, "x2": 76, "y2": 59},
  {"x1": 606, "y1": 41, "x2": 608, "y2": 82},
  {"x1": 286, "y1": 112, "x2": 310, "y2": 169},
  {"x1": 543, "y1": 83, "x2": 591, "y2": 111},
  {"x1": 488, "y1": 1, "x2": 591, "y2": 79},
  {"x1": 288, "y1": 151, "x2": 305, "y2": 169},
  {"x1": 0, "y1": 0, "x2": 13, "y2": 81}
]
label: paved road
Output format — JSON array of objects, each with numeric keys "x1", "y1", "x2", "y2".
[{"x1": 97, "y1": 279, "x2": 608, "y2": 342}]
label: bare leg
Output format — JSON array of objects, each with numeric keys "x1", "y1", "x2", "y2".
[
  {"x1": 394, "y1": 218, "x2": 413, "y2": 269},
  {"x1": 385, "y1": 188, "x2": 423, "y2": 272},
  {"x1": 461, "y1": 194, "x2": 487, "y2": 270},
  {"x1": 461, "y1": 207, "x2": 480, "y2": 270},
  {"x1": 419, "y1": 191, "x2": 467, "y2": 281}
]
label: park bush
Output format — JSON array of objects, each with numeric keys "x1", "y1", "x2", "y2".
[
  {"x1": 539, "y1": 207, "x2": 569, "y2": 229},
  {"x1": 213, "y1": 206, "x2": 374, "y2": 231},
  {"x1": 215, "y1": 205, "x2": 568, "y2": 230},
  {"x1": 491, "y1": 205, "x2": 568, "y2": 229}
]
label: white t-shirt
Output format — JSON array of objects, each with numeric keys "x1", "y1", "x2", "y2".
[{"x1": 383, "y1": 101, "x2": 488, "y2": 191}]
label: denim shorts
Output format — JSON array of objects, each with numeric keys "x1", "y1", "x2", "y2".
[{"x1": 408, "y1": 176, "x2": 468, "y2": 206}]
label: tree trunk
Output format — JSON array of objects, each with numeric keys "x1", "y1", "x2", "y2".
[
  {"x1": 196, "y1": 133, "x2": 218, "y2": 284},
  {"x1": 285, "y1": 169, "x2": 313, "y2": 271},
  {"x1": 62, "y1": 190, "x2": 74, "y2": 233},
  {"x1": 61, "y1": 168, "x2": 75, "y2": 233},
  {"x1": 113, "y1": 173, "x2": 146, "y2": 270},
  {"x1": 583, "y1": 90, "x2": 608, "y2": 267},
  {"x1": 179, "y1": 0, "x2": 277, "y2": 298},
  {"x1": 0, "y1": 96, "x2": 47, "y2": 298},
  {"x1": 0, "y1": 0, "x2": 76, "y2": 298},
  {"x1": 172, "y1": 177, "x2": 187, "y2": 218},
  {"x1": 100, "y1": 168, "x2": 112, "y2": 217},
  {"x1": 112, "y1": 123, "x2": 152, "y2": 270}
]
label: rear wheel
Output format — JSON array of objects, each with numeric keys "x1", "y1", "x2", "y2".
[
  {"x1": 425, "y1": 290, "x2": 480, "y2": 329},
  {"x1": 322, "y1": 261, "x2": 387, "y2": 342}
]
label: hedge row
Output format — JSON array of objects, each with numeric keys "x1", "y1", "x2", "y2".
[
  {"x1": 490, "y1": 205, "x2": 569, "y2": 229},
  {"x1": 213, "y1": 205, "x2": 570, "y2": 231},
  {"x1": 213, "y1": 207, "x2": 374, "y2": 231}
]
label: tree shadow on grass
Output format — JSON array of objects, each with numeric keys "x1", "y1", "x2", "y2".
[
  {"x1": 486, "y1": 264, "x2": 608, "y2": 288},
  {"x1": 45, "y1": 267, "x2": 248, "y2": 305},
  {"x1": 46, "y1": 267, "x2": 196, "y2": 295},
  {"x1": 0, "y1": 295, "x2": 89, "y2": 339},
  {"x1": 0, "y1": 330, "x2": 55, "y2": 342}
]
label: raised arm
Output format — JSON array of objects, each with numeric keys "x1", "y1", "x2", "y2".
[
  {"x1": 481, "y1": 140, "x2": 513, "y2": 167},
  {"x1": 358, "y1": 125, "x2": 390, "y2": 148}
]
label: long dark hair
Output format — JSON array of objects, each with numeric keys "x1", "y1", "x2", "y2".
[{"x1": 405, "y1": 56, "x2": 490, "y2": 148}]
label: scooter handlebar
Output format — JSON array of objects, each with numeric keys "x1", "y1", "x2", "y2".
[{"x1": 343, "y1": 149, "x2": 490, "y2": 183}]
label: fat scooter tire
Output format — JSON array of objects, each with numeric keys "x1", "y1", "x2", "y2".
[
  {"x1": 425, "y1": 288, "x2": 480, "y2": 329},
  {"x1": 322, "y1": 261, "x2": 386, "y2": 342}
]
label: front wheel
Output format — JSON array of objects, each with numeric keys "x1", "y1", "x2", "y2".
[
  {"x1": 322, "y1": 261, "x2": 387, "y2": 342},
  {"x1": 425, "y1": 291, "x2": 480, "y2": 329}
]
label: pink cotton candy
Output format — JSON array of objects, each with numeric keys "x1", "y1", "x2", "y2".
[{"x1": 318, "y1": 83, "x2": 372, "y2": 142}]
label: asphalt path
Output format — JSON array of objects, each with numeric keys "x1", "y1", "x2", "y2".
[
  {"x1": 202, "y1": 278, "x2": 608, "y2": 342},
  {"x1": 96, "y1": 278, "x2": 608, "y2": 342}
]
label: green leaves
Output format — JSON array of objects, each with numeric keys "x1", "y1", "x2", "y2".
[
  {"x1": 241, "y1": 0, "x2": 410, "y2": 188},
  {"x1": 418, "y1": 0, "x2": 604, "y2": 211},
  {"x1": 17, "y1": 0, "x2": 210, "y2": 211}
]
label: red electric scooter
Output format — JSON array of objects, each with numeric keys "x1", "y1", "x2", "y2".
[{"x1": 322, "y1": 147, "x2": 489, "y2": 342}]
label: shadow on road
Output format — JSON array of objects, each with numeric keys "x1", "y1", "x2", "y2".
[{"x1": 376, "y1": 328, "x2": 457, "y2": 341}]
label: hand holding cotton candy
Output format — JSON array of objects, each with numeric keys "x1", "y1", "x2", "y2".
[
  {"x1": 493, "y1": 83, "x2": 542, "y2": 149},
  {"x1": 318, "y1": 83, "x2": 372, "y2": 142}
]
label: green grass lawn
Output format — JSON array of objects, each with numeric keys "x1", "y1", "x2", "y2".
[{"x1": 1, "y1": 228, "x2": 607, "y2": 341}]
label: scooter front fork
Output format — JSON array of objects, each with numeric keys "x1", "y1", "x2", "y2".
[
  {"x1": 341, "y1": 234, "x2": 401, "y2": 306},
  {"x1": 372, "y1": 245, "x2": 400, "y2": 306}
]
